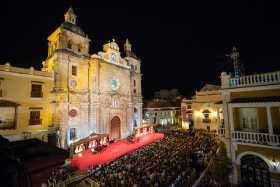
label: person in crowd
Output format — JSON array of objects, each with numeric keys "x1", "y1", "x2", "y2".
[{"x1": 85, "y1": 130, "x2": 218, "y2": 187}]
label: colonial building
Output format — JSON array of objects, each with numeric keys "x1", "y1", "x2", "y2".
[
  {"x1": 0, "y1": 8, "x2": 143, "y2": 149},
  {"x1": 143, "y1": 90, "x2": 181, "y2": 126},
  {"x1": 0, "y1": 64, "x2": 53, "y2": 141},
  {"x1": 181, "y1": 84, "x2": 223, "y2": 132},
  {"x1": 220, "y1": 71, "x2": 280, "y2": 186},
  {"x1": 143, "y1": 107, "x2": 181, "y2": 126},
  {"x1": 181, "y1": 98, "x2": 192, "y2": 129}
]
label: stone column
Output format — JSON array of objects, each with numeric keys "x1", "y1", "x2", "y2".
[
  {"x1": 221, "y1": 92, "x2": 232, "y2": 158},
  {"x1": 220, "y1": 72, "x2": 231, "y2": 89},
  {"x1": 80, "y1": 103, "x2": 89, "y2": 138},
  {"x1": 156, "y1": 111, "x2": 160, "y2": 124},
  {"x1": 229, "y1": 105, "x2": 235, "y2": 132},
  {"x1": 266, "y1": 106, "x2": 273, "y2": 135},
  {"x1": 59, "y1": 103, "x2": 69, "y2": 149},
  {"x1": 89, "y1": 103, "x2": 97, "y2": 133}
]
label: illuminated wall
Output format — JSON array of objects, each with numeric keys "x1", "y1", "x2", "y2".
[
  {"x1": 189, "y1": 84, "x2": 222, "y2": 132},
  {"x1": 0, "y1": 64, "x2": 53, "y2": 141}
]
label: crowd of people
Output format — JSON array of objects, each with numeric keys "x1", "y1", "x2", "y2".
[
  {"x1": 47, "y1": 165, "x2": 78, "y2": 186},
  {"x1": 84, "y1": 130, "x2": 219, "y2": 187}
]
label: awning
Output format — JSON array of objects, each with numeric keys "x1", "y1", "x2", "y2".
[{"x1": 0, "y1": 100, "x2": 20, "y2": 107}]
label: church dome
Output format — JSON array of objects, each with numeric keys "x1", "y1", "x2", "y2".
[
  {"x1": 103, "y1": 39, "x2": 120, "y2": 52},
  {"x1": 61, "y1": 22, "x2": 86, "y2": 37}
]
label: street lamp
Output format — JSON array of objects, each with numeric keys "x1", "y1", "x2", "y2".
[{"x1": 272, "y1": 153, "x2": 280, "y2": 170}]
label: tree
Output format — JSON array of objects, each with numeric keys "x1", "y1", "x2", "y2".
[{"x1": 209, "y1": 143, "x2": 232, "y2": 186}]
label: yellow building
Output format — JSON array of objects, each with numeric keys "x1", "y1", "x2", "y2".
[
  {"x1": 181, "y1": 84, "x2": 223, "y2": 132},
  {"x1": 0, "y1": 8, "x2": 143, "y2": 148},
  {"x1": 0, "y1": 63, "x2": 54, "y2": 142},
  {"x1": 221, "y1": 71, "x2": 280, "y2": 186}
]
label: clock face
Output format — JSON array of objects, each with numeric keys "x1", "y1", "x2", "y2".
[
  {"x1": 69, "y1": 109, "x2": 78, "y2": 118},
  {"x1": 111, "y1": 79, "x2": 120, "y2": 91},
  {"x1": 111, "y1": 53, "x2": 116, "y2": 62}
]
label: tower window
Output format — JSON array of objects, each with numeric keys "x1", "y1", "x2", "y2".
[
  {"x1": 133, "y1": 89, "x2": 136, "y2": 94},
  {"x1": 72, "y1": 66, "x2": 77, "y2": 76},
  {"x1": 134, "y1": 80, "x2": 136, "y2": 87},
  {"x1": 67, "y1": 41, "x2": 72, "y2": 49}
]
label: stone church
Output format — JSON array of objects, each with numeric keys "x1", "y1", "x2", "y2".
[{"x1": 43, "y1": 8, "x2": 142, "y2": 148}]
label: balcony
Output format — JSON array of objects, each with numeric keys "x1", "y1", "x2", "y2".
[
  {"x1": 232, "y1": 131, "x2": 280, "y2": 146},
  {"x1": 29, "y1": 119, "x2": 42, "y2": 126},
  {"x1": 0, "y1": 121, "x2": 16, "y2": 130},
  {"x1": 229, "y1": 71, "x2": 280, "y2": 88}
]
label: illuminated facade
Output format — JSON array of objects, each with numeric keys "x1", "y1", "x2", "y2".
[
  {"x1": 181, "y1": 84, "x2": 223, "y2": 132},
  {"x1": 143, "y1": 107, "x2": 180, "y2": 126},
  {"x1": 0, "y1": 64, "x2": 53, "y2": 141},
  {"x1": 0, "y1": 8, "x2": 142, "y2": 148},
  {"x1": 143, "y1": 96, "x2": 181, "y2": 126},
  {"x1": 221, "y1": 71, "x2": 280, "y2": 186}
]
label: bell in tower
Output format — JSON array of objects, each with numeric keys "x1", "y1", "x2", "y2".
[{"x1": 64, "y1": 7, "x2": 77, "y2": 25}]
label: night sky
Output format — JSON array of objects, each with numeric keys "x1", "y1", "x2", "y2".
[{"x1": 0, "y1": 1, "x2": 279, "y2": 98}]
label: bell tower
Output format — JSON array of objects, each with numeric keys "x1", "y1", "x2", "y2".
[
  {"x1": 43, "y1": 7, "x2": 91, "y2": 149},
  {"x1": 124, "y1": 39, "x2": 143, "y2": 128}
]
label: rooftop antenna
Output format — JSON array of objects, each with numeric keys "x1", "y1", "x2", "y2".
[{"x1": 226, "y1": 46, "x2": 242, "y2": 78}]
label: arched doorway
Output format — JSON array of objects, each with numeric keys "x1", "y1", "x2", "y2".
[
  {"x1": 240, "y1": 155, "x2": 271, "y2": 187},
  {"x1": 110, "y1": 116, "x2": 121, "y2": 140}
]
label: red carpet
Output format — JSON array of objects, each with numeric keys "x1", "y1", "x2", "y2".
[{"x1": 71, "y1": 133, "x2": 164, "y2": 170}]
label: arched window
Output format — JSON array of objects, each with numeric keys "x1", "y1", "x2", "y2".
[
  {"x1": 202, "y1": 109, "x2": 211, "y2": 123},
  {"x1": 78, "y1": 44, "x2": 82, "y2": 52},
  {"x1": 241, "y1": 155, "x2": 271, "y2": 187},
  {"x1": 67, "y1": 41, "x2": 72, "y2": 49}
]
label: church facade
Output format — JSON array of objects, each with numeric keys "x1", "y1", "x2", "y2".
[{"x1": 0, "y1": 8, "x2": 143, "y2": 148}]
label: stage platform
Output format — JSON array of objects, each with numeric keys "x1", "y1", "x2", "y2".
[{"x1": 71, "y1": 133, "x2": 164, "y2": 170}]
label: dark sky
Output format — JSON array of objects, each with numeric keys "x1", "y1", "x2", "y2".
[{"x1": 0, "y1": 1, "x2": 279, "y2": 98}]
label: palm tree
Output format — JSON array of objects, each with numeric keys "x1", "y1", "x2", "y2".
[{"x1": 209, "y1": 143, "x2": 233, "y2": 186}]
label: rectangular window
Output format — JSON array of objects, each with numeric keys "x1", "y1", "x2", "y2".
[
  {"x1": 72, "y1": 65, "x2": 77, "y2": 76},
  {"x1": 70, "y1": 128, "x2": 77, "y2": 141},
  {"x1": 31, "y1": 84, "x2": 43, "y2": 98},
  {"x1": 29, "y1": 111, "x2": 41, "y2": 125},
  {"x1": 0, "y1": 107, "x2": 16, "y2": 129}
]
